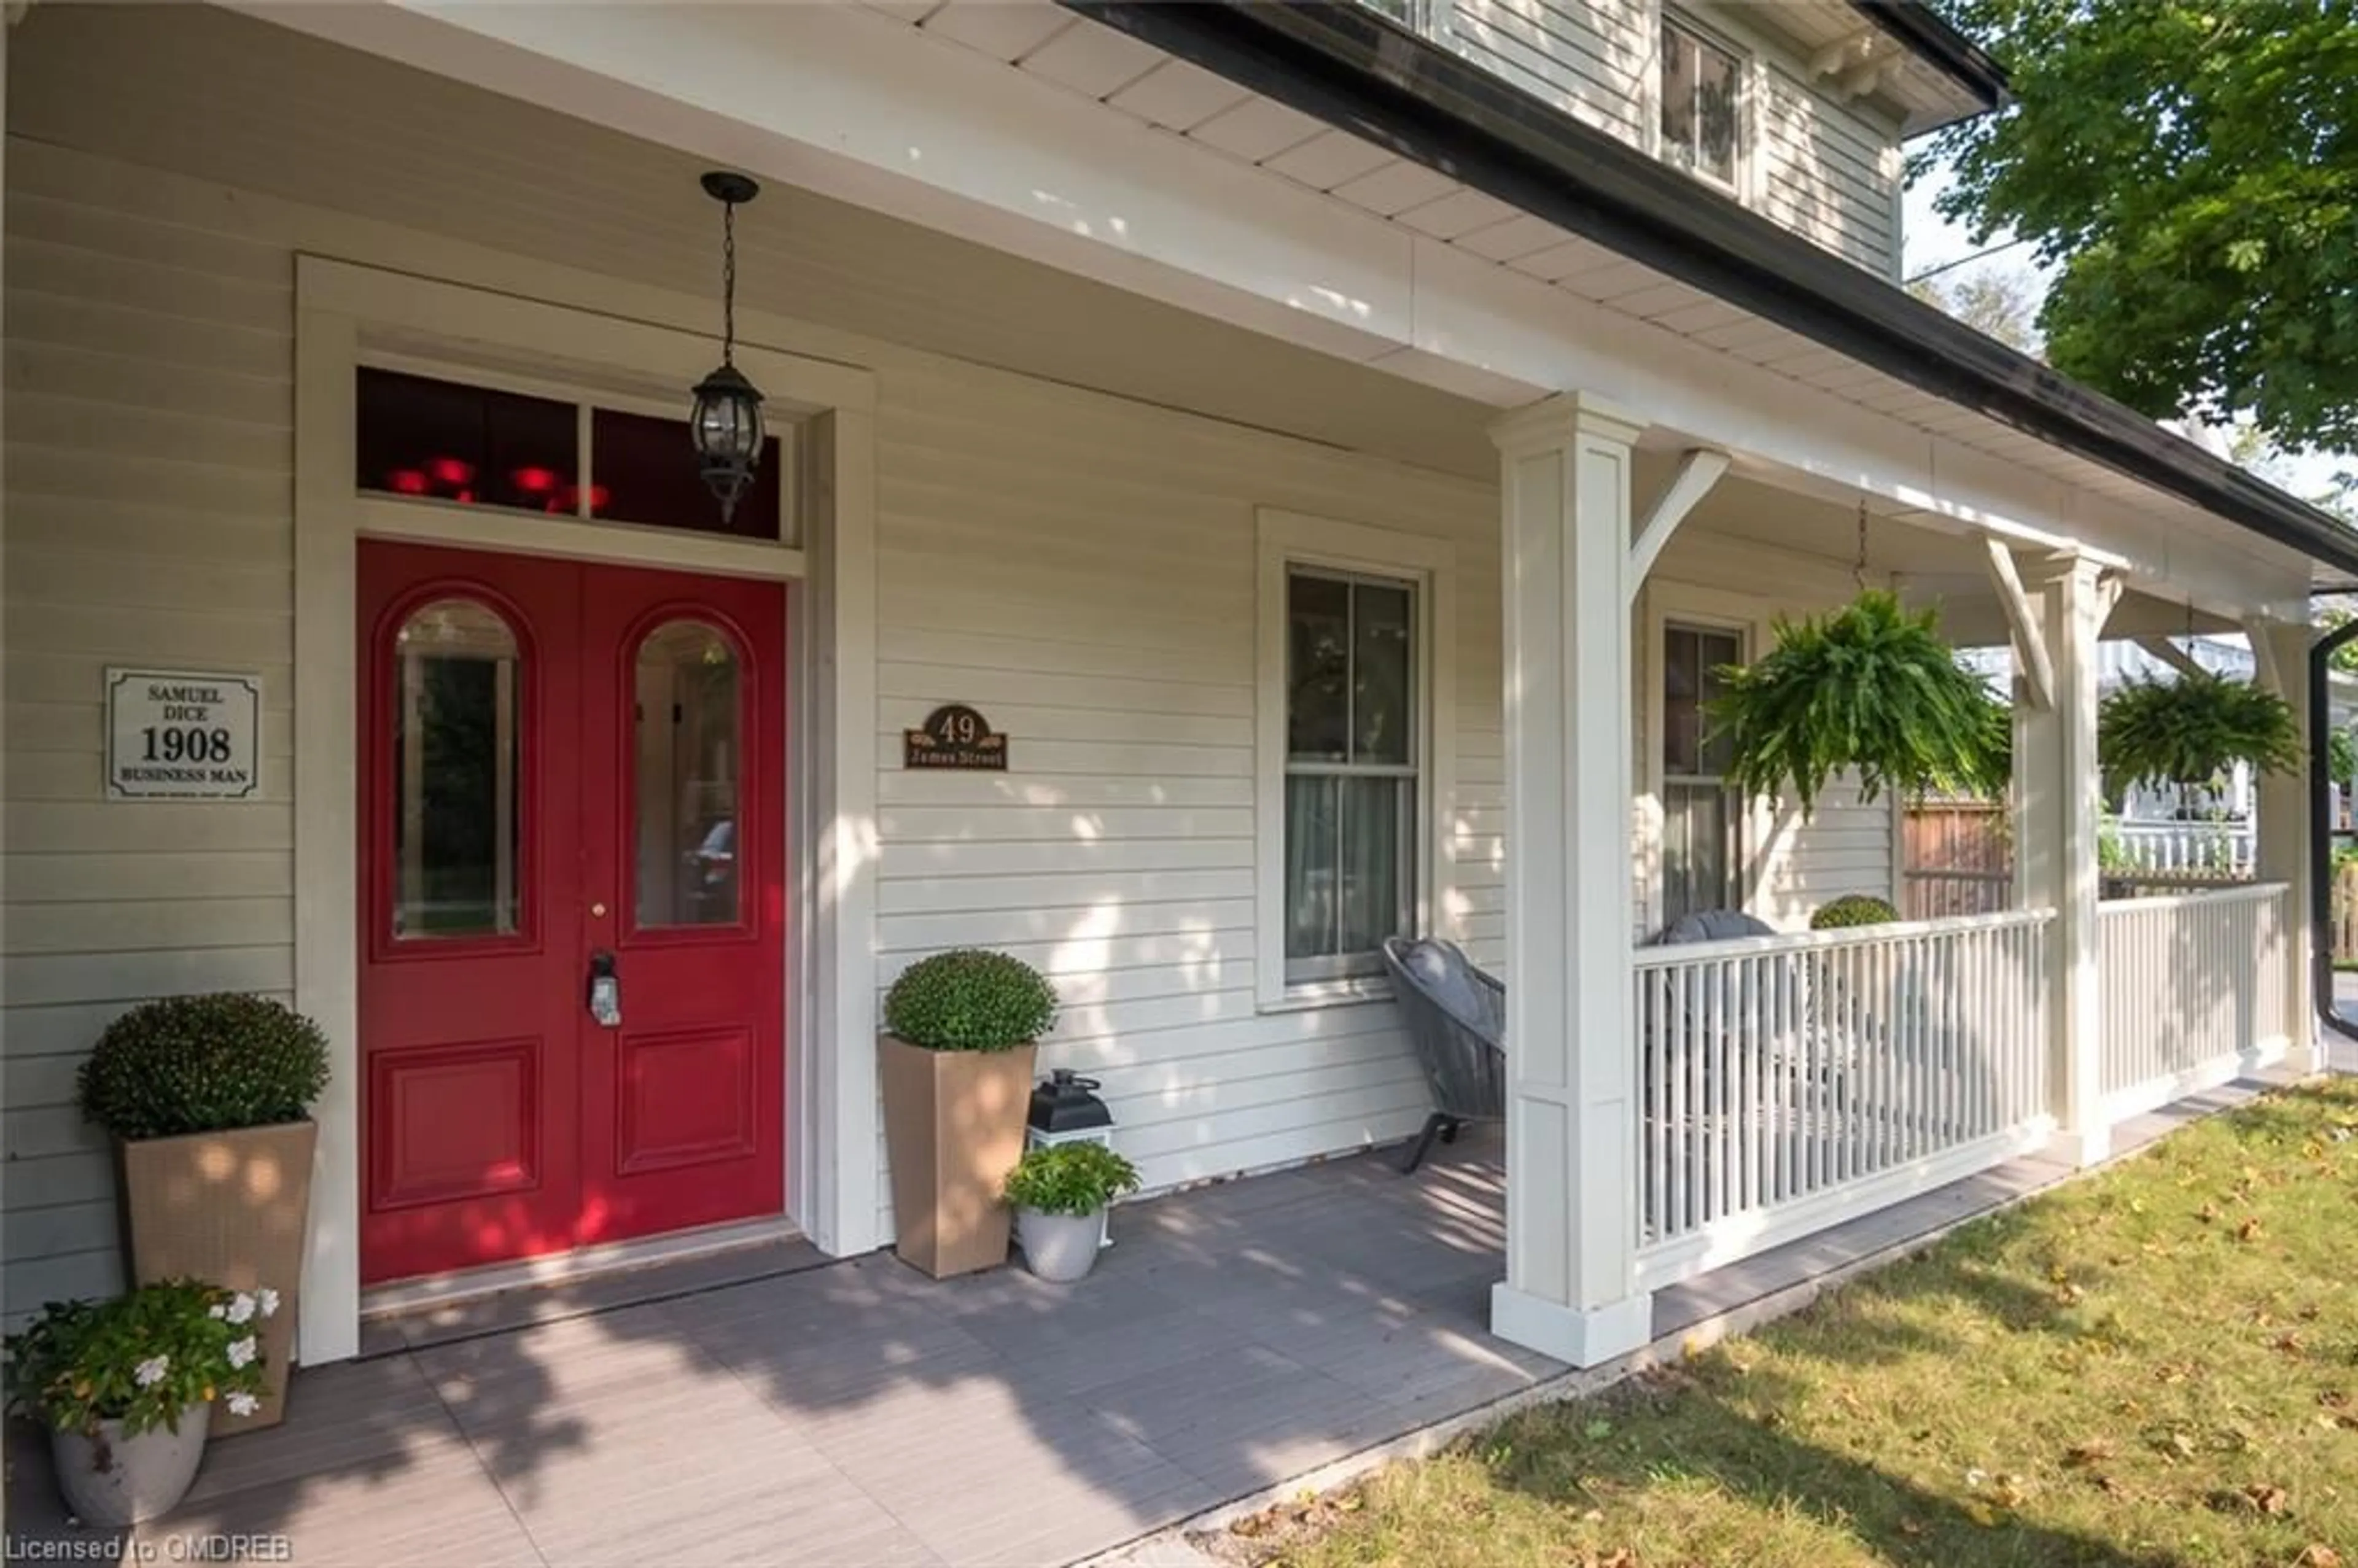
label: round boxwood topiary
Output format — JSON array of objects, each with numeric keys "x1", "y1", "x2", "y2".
[
  {"x1": 883, "y1": 949, "x2": 1057, "y2": 1052},
  {"x1": 78, "y1": 994, "x2": 330, "y2": 1143},
  {"x1": 1810, "y1": 894, "x2": 1899, "y2": 932}
]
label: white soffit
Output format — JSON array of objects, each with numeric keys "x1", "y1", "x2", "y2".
[{"x1": 238, "y1": 0, "x2": 2307, "y2": 602}]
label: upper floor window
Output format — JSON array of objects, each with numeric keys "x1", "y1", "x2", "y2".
[{"x1": 1660, "y1": 18, "x2": 1743, "y2": 189}]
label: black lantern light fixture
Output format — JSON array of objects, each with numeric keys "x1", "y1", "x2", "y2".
[{"x1": 690, "y1": 171, "x2": 765, "y2": 523}]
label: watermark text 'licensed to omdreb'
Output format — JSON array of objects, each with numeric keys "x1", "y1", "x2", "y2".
[{"x1": 5, "y1": 1536, "x2": 294, "y2": 1562}]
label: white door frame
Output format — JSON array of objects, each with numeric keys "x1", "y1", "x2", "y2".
[{"x1": 293, "y1": 257, "x2": 880, "y2": 1362}]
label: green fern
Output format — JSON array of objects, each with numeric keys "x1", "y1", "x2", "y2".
[
  {"x1": 2098, "y1": 670, "x2": 2302, "y2": 794},
  {"x1": 1705, "y1": 591, "x2": 2010, "y2": 818}
]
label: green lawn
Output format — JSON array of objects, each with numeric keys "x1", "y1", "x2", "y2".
[{"x1": 1223, "y1": 1082, "x2": 2358, "y2": 1568}]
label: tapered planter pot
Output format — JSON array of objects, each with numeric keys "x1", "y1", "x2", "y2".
[
  {"x1": 49, "y1": 1404, "x2": 212, "y2": 1527},
  {"x1": 120, "y1": 1120, "x2": 315, "y2": 1433},
  {"x1": 879, "y1": 1037, "x2": 1036, "y2": 1278}
]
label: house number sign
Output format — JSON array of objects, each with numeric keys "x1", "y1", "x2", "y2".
[
  {"x1": 106, "y1": 668, "x2": 262, "y2": 801},
  {"x1": 905, "y1": 704, "x2": 1008, "y2": 771}
]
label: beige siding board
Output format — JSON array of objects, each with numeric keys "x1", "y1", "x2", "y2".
[
  {"x1": 5, "y1": 1152, "x2": 115, "y2": 1214},
  {"x1": 5, "y1": 947, "x2": 294, "y2": 1008},
  {"x1": 877, "y1": 662, "x2": 1251, "y2": 718},
  {"x1": 5, "y1": 1250, "x2": 124, "y2": 1328},
  {"x1": 876, "y1": 805, "x2": 1256, "y2": 842},
  {"x1": 881, "y1": 627, "x2": 1253, "y2": 686},
  {"x1": 877, "y1": 898, "x2": 1257, "y2": 953},
  {"x1": 2, "y1": 1201, "x2": 119, "y2": 1260},
  {"x1": 6, "y1": 803, "x2": 291, "y2": 855},
  {"x1": 876, "y1": 772, "x2": 1254, "y2": 809},
  {"x1": 2, "y1": 898, "x2": 292, "y2": 956},
  {"x1": 878, "y1": 838, "x2": 1253, "y2": 880},
  {"x1": 3, "y1": 1001, "x2": 155, "y2": 1059}
]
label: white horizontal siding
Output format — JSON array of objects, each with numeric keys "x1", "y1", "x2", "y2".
[
  {"x1": 868, "y1": 357, "x2": 1499, "y2": 1235},
  {"x1": 3, "y1": 143, "x2": 297, "y2": 1322},
  {"x1": 1444, "y1": 0, "x2": 1648, "y2": 142},
  {"x1": 1759, "y1": 64, "x2": 1899, "y2": 277}
]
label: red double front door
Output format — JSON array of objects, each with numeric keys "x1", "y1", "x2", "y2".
[{"x1": 357, "y1": 541, "x2": 785, "y2": 1284}]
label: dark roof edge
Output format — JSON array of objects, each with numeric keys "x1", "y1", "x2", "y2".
[
  {"x1": 1067, "y1": 1, "x2": 2358, "y2": 583},
  {"x1": 1850, "y1": 0, "x2": 2008, "y2": 110}
]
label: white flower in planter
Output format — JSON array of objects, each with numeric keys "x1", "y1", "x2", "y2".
[
  {"x1": 227, "y1": 1337, "x2": 257, "y2": 1370},
  {"x1": 225, "y1": 1292, "x2": 257, "y2": 1326},
  {"x1": 225, "y1": 1392, "x2": 260, "y2": 1418},
  {"x1": 209, "y1": 1304, "x2": 227, "y2": 1320},
  {"x1": 257, "y1": 1287, "x2": 281, "y2": 1319},
  {"x1": 134, "y1": 1355, "x2": 170, "y2": 1388}
]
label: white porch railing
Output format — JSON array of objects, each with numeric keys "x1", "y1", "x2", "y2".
[
  {"x1": 2111, "y1": 820, "x2": 2255, "y2": 877},
  {"x1": 2099, "y1": 882, "x2": 2291, "y2": 1119},
  {"x1": 1631, "y1": 910, "x2": 2054, "y2": 1288}
]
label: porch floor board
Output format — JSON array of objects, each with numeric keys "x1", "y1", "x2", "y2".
[{"x1": 2, "y1": 1072, "x2": 2304, "y2": 1567}]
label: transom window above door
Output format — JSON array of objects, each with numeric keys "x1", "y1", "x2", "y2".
[{"x1": 356, "y1": 367, "x2": 789, "y2": 542}]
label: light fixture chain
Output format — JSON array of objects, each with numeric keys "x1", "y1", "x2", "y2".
[
  {"x1": 1855, "y1": 499, "x2": 1870, "y2": 590},
  {"x1": 721, "y1": 198, "x2": 738, "y2": 365}
]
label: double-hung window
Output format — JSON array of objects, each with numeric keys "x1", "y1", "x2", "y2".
[
  {"x1": 1283, "y1": 567, "x2": 1419, "y2": 984},
  {"x1": 1660, "y1": 621, "x2": 1744, "y2": 927},
  {"x1": 1257, "y1": 511, "x2": 1451, "y2": 1006},
  {"x1": 1660, "y1": 17, "x2": 1743, "y2": 190}
]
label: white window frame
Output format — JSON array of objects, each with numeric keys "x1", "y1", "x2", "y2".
[
  {"x1": 1641, "y1": 582, "x2": 1767, "y2": 931},
  {"x1": 1656, "y1": 10, "x2": 1751, "y2": 200},
  {"x1": 1255, "y1": 509, "x2": 1455, "y2": 1012}
]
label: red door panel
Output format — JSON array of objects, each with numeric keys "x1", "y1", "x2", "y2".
[
  {"x1": 358, "y1": 542, "x2": 585, "y2": 1282},
  {"x1": 358, "y1": 543, "x2": 785, "y2": 1285},
  {"x1": 577, "y1": 564, "x2": 785, "y2": 1244}
]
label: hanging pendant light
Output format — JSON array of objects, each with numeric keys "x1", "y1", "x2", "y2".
[{"x1": 689, "y1": 171, "x2": 766, "y2": 522}]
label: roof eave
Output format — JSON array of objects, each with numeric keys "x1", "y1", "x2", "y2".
[{"x1": 1068, "y1": 1, "x2": 2358, "y2": 583}]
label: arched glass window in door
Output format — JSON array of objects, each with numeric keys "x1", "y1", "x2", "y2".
[
  {"x1": 635, "y1": 621, "x2": 742, "y2": 927},
  {"x1": 392, "y1": 600, "x2": 522, "y2": 940}
]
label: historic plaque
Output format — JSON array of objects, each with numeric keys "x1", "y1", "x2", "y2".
[
  {"x1": 106, "y1": 668, "x2": 263, "y2": 801},
  {"x1": 905, "y1": 704, "x2": 1007, "y2": 771}
]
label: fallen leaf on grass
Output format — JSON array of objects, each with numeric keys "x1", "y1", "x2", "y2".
[
  {"x1": 2277, "y1": 1333, "x2": 2308, "y2": 1356},
  {"x1": 1897, "y1": 1518, "x2": 1923, "y2": 1538},
  {"x1": 2063, "y1": 1441, "x2": 2113, "y2": 1469},
  {"x1": 2238, "y1": 1217, "x2": 2267, "y2": 1243},
  {"x1": 2297, "y1": 1546, "x2": 2343, "y2": 1567}
]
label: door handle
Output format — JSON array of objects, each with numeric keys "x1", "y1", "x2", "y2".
[{"x1": 587, "y1": 950, "x2": 622, "y2": 1028}]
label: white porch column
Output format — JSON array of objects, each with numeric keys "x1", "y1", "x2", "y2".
[
  {"x1": 2253, "y1": 619, "x2": 2317, "y2": 1073},
  {"x1": 2014, "y1": 554, "x2": 2107, "y2": 1165},
  {"x1": 1488, "y1": 393, "x2": 1652, "y2": 1367}
]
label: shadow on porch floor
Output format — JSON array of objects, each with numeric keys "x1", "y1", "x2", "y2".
[{"x1": 0, "y1": 1077, "x2": 2294, "y2": 1568}]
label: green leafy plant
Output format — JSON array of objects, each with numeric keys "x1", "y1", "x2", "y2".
[
  {"x1": 1705, "y1": 591, "x2": 2011, "y2": 817},
  {"x1": 1002, "y1": 1142, "x2": 1141, "y2": 1217},
  {"x1": 2096, "y1": 671, "x2": 2303, "y2": 796},
  {"x1": 4, "y1": 1281, "x2": 276, "y2": 1438},
  {"x1": 883, "y1": 949, "x2": 1058, "y2": 1052},
  {"x1": 79, "y1": 995, "x2": 329, "y2": 1143},
  {"x1": 1809, "y1": 894, "x2": 1899, "y2": 931}
]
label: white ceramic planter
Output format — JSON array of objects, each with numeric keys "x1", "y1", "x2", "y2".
[
  {"x1": 49, "y1": 1402, "x2": 211, "y2": 1527},
  {"x1": 1016, "y1": 1208, "x2": 1105, "y2": 1283}
]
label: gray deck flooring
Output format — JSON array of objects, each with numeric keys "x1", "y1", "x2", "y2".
[{"x1": 2, "y1": 1073, "x2": 2303, "y2": 1567}]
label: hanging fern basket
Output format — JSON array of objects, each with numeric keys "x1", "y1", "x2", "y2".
[
  {"x1": 2098, "y1": 669, "x2": 2302, "y2": 796},
  {"x1": 1705, "y1": 590, "x2": 2010, "y2": 817}
]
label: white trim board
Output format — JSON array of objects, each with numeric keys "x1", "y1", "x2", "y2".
[{"x1": 292, "y1": 257, "x2": 880, "y2": 1363}]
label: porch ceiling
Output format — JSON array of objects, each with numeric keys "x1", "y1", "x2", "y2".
[{"x1": 213, "y1": 0, "x2": 2333, "y2": 609}]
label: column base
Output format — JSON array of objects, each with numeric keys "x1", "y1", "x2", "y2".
[
  {"x1": 1491, "y1": 1281, "x2": 1653, "y2": 1368},
  {"x1": 2051, "y1": 1125, "x2": 2111, "y2": 1170}
]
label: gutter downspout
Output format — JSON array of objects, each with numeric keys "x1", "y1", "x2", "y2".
[{"x1": 2307, "y1": 618, "x2": 2358, "y2": 1046}]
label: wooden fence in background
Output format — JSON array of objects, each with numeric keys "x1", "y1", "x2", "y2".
[{"x1": 1901, "y1": 801, "x2": 2012, "y2": 920}]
